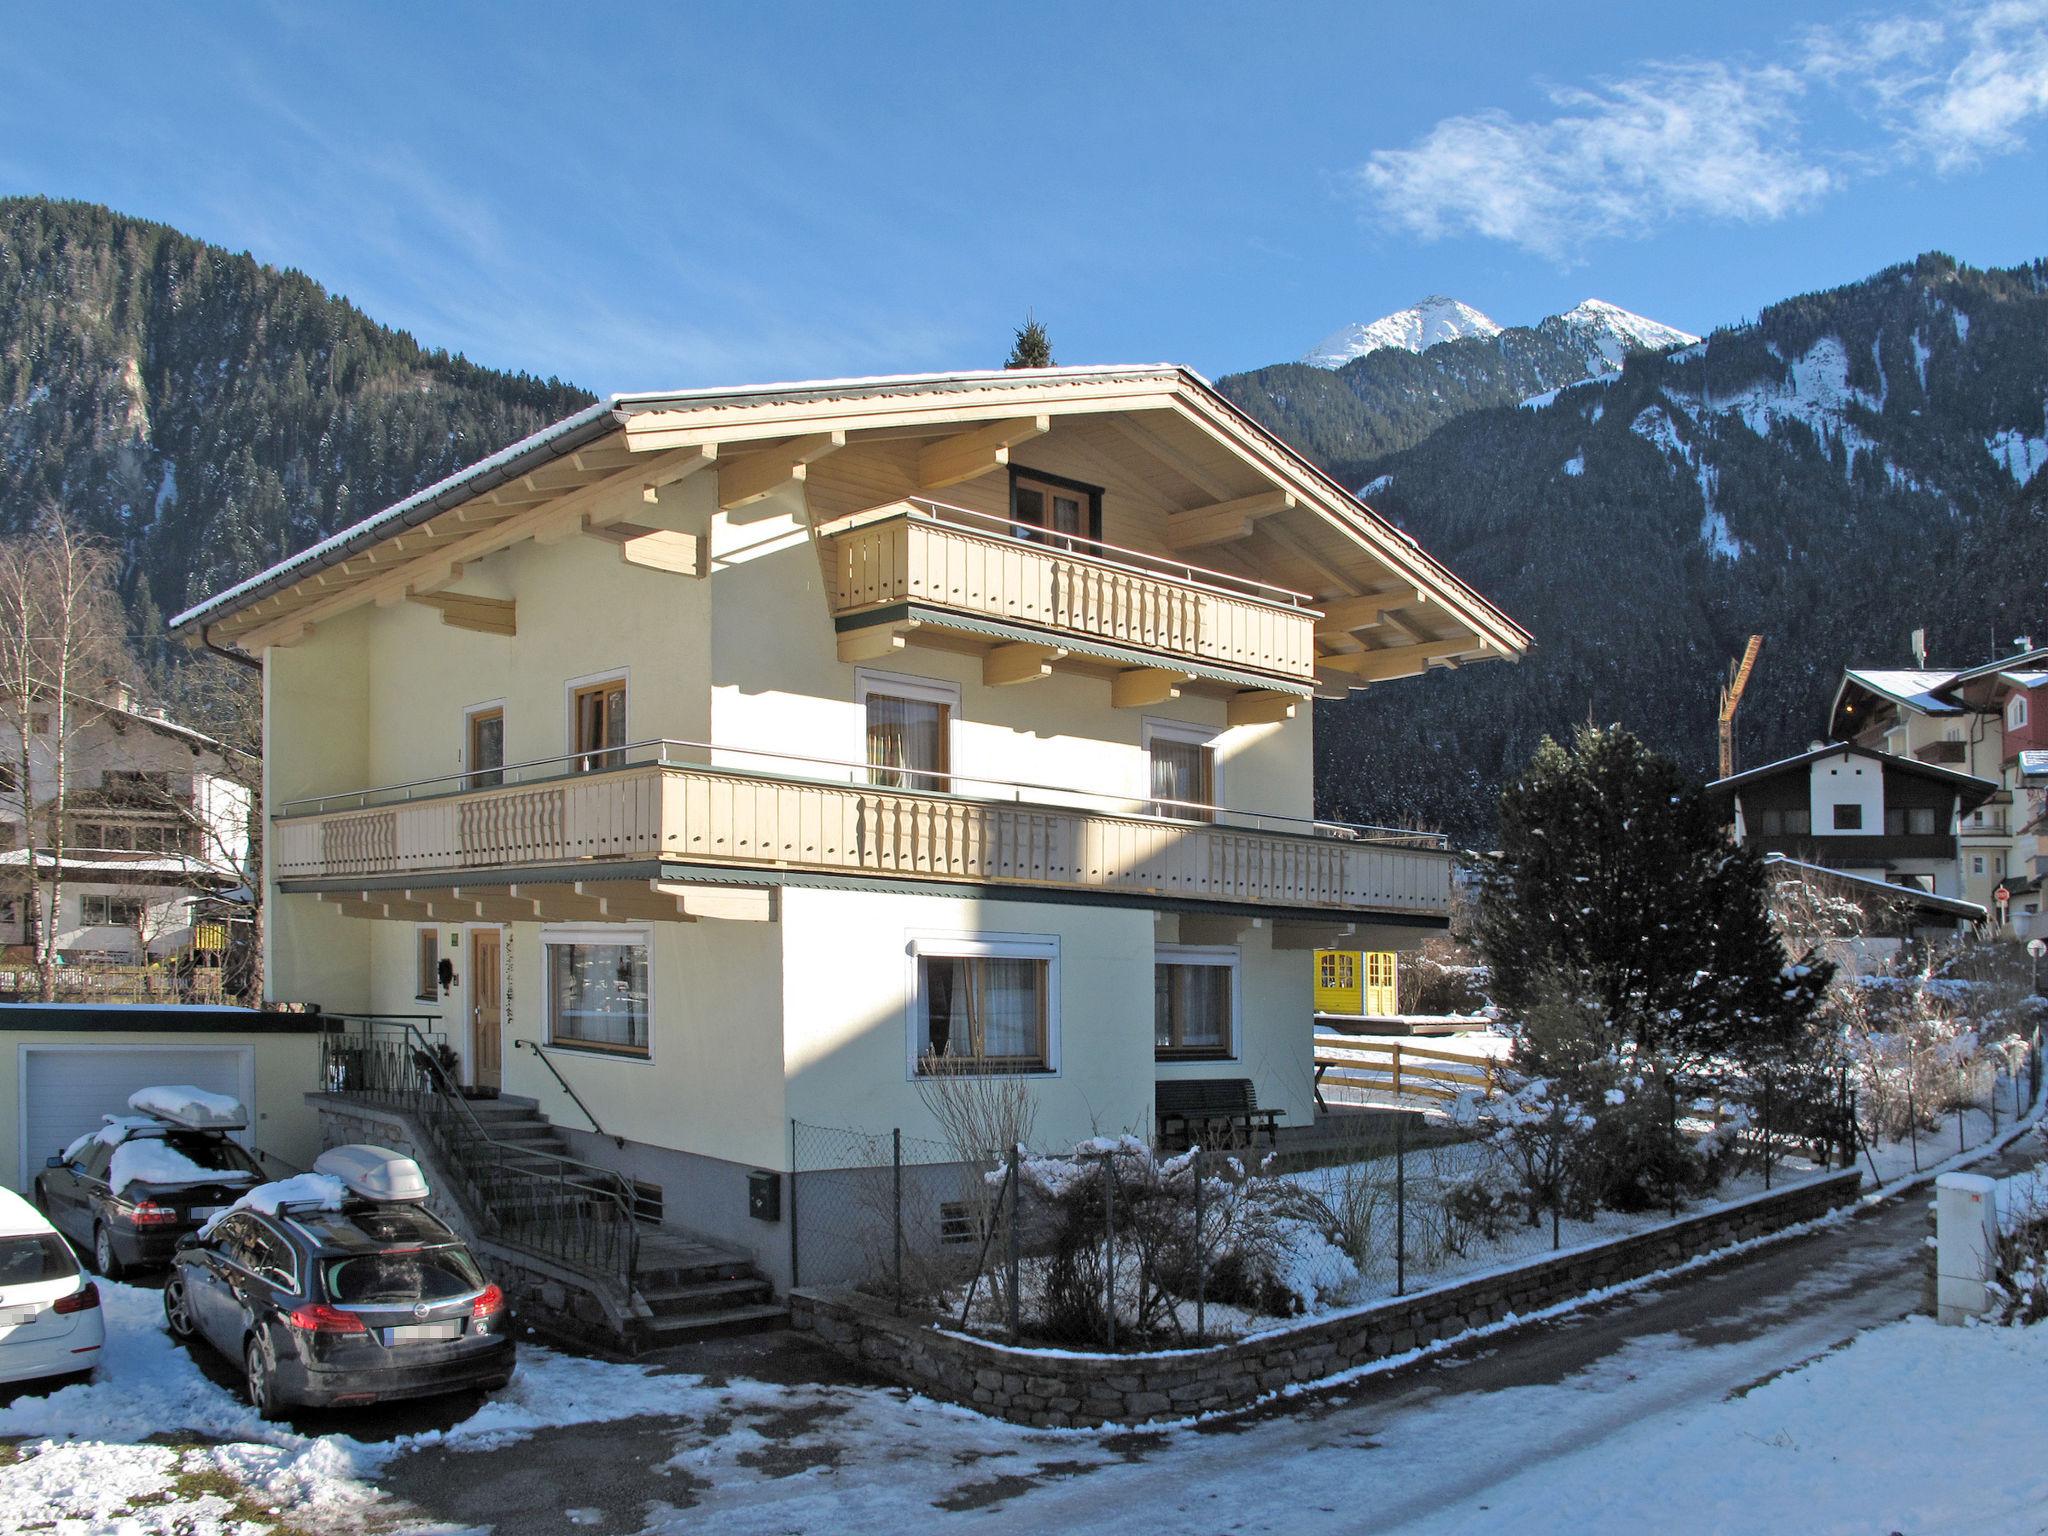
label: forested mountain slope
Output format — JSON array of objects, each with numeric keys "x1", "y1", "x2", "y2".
[
  {"x1": 1311, "y1": 253, "x2": 2048, "y2": 841},
  {"x1": 0, "y1": 197, "x2": 592, "y2": 673}
]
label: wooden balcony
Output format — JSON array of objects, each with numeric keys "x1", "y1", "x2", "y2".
[
  {"x1": 273, "y1": 750, "x2": 1450, "y2": 919},
  {"x1": 822, "y1": 502, "x2": 1319, "y2": 686}
]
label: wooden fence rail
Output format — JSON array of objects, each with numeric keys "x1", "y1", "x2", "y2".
[{"x1": 1312, "y1": 1035, "x2": 1502, "y2": 1106}]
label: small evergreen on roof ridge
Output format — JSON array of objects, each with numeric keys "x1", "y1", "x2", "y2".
[{"x1": 1004, "y1": 312, "x2": 1053, "y2": 370}]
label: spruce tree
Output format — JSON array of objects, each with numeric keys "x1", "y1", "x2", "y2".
[
  {"x1": 1005, "y1": 313, "x2": 1053, "y2": 370},
  {"x1": 1476, "y1": 724, "x2": 1829, "y2": 1076}
]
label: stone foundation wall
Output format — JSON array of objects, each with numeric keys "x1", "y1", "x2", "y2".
[{"x1": 791, "y1": 1168, "x2": 1862, "y2": 1427}]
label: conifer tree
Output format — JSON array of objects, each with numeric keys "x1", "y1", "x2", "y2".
[
  {"x1": 1476, "y1": 724, "x2": 1829, "y2": 1076},
  {"x1": 1005, "y1": 313, "x2": 1053, "y2": 370}
]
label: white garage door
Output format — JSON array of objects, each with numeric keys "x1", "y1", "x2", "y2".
[{"x1": 19, "y1": 1045, "x2": 254, "y2": 1193}]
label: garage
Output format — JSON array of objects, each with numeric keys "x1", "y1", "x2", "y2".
[
  {"x1": 0, "y1": 1005, "x2": 326, "y2": 1192},
  {"x1": 18, "y1": 1042, "x2": 255, "y2": 1189}
]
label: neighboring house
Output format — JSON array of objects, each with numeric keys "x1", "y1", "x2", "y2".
[
  {"x1": 1707, "y1": 742, "x2": 1997, "y2": 908},
  {"x1": 1828, "y1": 648, "x2": 2048, "y2": 925},
  {"x1": 0, "y1": 690, "x2": 253, "y2": 968},
  {"x1": 168, "y1": 364, "x2": 1529, "y2": 1284}
]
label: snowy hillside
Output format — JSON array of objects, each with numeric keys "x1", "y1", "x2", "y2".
[
  {"x1": 1303, "y1": 296, "x2": 1502, "y2": 368},
  {"x1": 1552, "y1": 299, "x2": 1699, "y2": 373}
]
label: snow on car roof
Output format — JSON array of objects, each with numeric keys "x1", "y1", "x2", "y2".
[
  {"x1": 197, "y1": 1173, "x2": 349, "y2": 1239},
  {"x1": 0, "y1": 1184, "x2": 59, "y2": 1238},
  {"x1": 107, "y1": 1139, "x2": 258, "y2": 1197}
]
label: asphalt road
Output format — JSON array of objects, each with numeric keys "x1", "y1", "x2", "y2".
[{"x1": 377, "y1": 1136, "x2": 2042, "y2": 1536}]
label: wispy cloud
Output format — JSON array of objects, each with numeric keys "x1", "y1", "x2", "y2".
[
  {"x1": 1358, "y1": 0, "x2": 2048, "y2": 260},
  {"x1": 1357, "y1": 63, "x2": 1830, "y2": 262}
]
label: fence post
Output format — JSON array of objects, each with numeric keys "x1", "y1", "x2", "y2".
[
  {"x1": 1193, "y1": 1146, "x2": 1206, "y2": 1340},
  {"x1": 1958, "y1": 1065, "x2": 1968, "y2": 1156},
  {"x1": 1103, "y1": 1152, "x2": 1117, "y2": 1350},
  {"x1": 788, "y1": 1120, "x2": 801, "y2": 1291},
  {"x1": 1395, "y1": 1110, "x2": 1407, "y2": 1297},
  {"x1": 1853, "y1": 1090, "x2": 1880, "y2": 1183},
  {"x1": 1006, "y1": 1141, "x2": 1020, "y2": 1345},
  {"x1": 1762, "y1": 1074, "x2": 1775, "y2": 1190},
  {"x1": 892, "y1": 1128, "x2": 903, "y2": 1317},
  {"x1": 1667, "y1": 1075, "x2": 1680, "y2": 1218},
  {"x1": 1991, "y1": 1061, "x2": 2001, "y2": 1135},
  {"x1": 1391, "y1": 1044, "x2": 1403, "y2": 1102},
  {"x1": 1906, "y1": 1068, "x2": 1919, "y2": 1175}
]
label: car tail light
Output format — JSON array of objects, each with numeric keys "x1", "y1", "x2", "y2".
[
  {"x1": 125, "y1": 1200, "x2": 179, "y2": 1228},
  {"x1": 54, "y1": 1282, "x2": 100, "y2": 1315},
  {"x1": 286, "y1": 1303, "x2": 368, "y2": 1334},
  {"x1": 472, "y1": 1283, "x2": 506, "y2": 1320}
]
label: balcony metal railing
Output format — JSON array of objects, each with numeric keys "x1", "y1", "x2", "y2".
[
  {"x1": 273, "y1": 739, "x2": 1451, "y2": 916},
  {"x1": 822, "y1": 500, "x2": 1322, "y2": 682}
]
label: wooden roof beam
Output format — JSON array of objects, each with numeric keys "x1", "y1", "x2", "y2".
[
  {"x1": 1098, "y1": 411, "x2": 1239, "y2": 502},
  {"x1": 916, "y1": 416, "x2": 1050, "y2": 491},
  {"x1": 717, "y1": 432, "x2": 845, "y2": 510},
  {"x1": 1227, "y1": 690, "x2": 1299, "y2": 727},
  {"x1": 1317, "y1": 639, "x2": 1477, "y2": 683},
  {"x1": 1165, "y1": 491, "x2": 1295, "y2": 553},
  {"x1": 407, "y1": 593, "x2": 516, "y2": 637},
  {"x1": 1314, "y1": 589, "x2": 1426, "y2": 637},
  {"x1": 984, "y1": 642, "x2": 1067, "y2": 687},
  {"x1": 1110, "y1": 667, "x2": 1195, "y2": 710}
]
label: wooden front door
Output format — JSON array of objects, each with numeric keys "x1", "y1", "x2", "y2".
[{"x1": 470, "y1": 928, "x2": 503, "y2": 1092}]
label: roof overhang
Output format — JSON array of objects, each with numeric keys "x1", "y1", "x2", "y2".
[
  {"x1": 168, "y1": 365, "x2": 1530, "y2": 686},
  {"x1": 1708, "y1": 742, "x2": 1999, "y2": 809}
]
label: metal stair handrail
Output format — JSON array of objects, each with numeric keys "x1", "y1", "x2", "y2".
[
  {"x1": 318, "y1": 1014, "x2": 640, "y2": 1293},
  {"x1": 514, "y1": 1037, "x2": 621, "y2": 1147}
]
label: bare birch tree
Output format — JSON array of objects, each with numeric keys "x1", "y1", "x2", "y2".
[{"x1": 0, "y1": 512, "x2": 132, "y2": 1000}]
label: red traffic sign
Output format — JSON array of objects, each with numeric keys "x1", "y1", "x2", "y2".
[{"x1": 1995, "y1": 884, "x2": 2012, "y2": 905}]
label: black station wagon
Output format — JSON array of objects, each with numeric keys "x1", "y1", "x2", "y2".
[{"x1": 164, "y1": 1149, "x2": 515, "y2": 1416}]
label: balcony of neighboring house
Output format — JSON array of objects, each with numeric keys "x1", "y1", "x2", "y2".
[
  {"x1": 270, "y1": 740, "x2": 1452, "y2": 923},
  {"x1": 819, "y1": 500, "x2": 1319, "y2": 718},
  {"x1": 1913, "y1": 740, "x2": 1968, "y2": 766}
]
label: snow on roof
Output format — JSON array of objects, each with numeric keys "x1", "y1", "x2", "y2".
[
  {"x1": 107, "y1": 1138, "x2": 257, "y2": 1197},
  {"x1": 197, "y1": 1174, "x2": 348, "y2": 1238},
  {"x1": 0, "y1": 849, "x2": 234, "y2": 879},
  {"x1": 130, "y1": 1084, "x2": 248, "y2": 1131},
  {"x1": 1760, "y1": 856, "x2": 1988, "y2": 921},
  {"x1": 0, "y1": 1184, "x2": 56, "y2": 1238},
  {"x1": 1839, "y1": 669, "x2": 1964, "y2": 715}
]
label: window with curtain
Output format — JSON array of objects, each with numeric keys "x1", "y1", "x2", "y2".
[
  {"x1": 1148, "y1": 735, "x2": 1214, "y2": 820},
  {"x1": 572, "y1": 681, "x2": 626, "y2": 773},
  {"x1": 866, "y1": 692, "x2": 950, "y2": 792},
  {"x1": 1154, "y1": 950, "x2": 1234, "y2": 1058},
  {"x1": 546, "y1": 936, "x2": 650, "y2": 1055},
  {"x1": 416, "y1": 929, "x2": 440, "y2": 1002},
  {"x1": 917, "y1": 954, "x2": 1048, "y2": 1072}
]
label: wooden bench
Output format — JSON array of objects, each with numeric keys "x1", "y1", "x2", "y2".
[{"x1": 1155, "y1": 1078, "x2": 1281, "y2": 1151}]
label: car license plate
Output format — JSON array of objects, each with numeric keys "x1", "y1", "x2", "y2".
[
  {"x1": 0, "y1": 1306, "x2": 35, "y2": 1326},
  {"x1": 189, "y1": 1207, "x2": 226, "y2": 1221},
  {"x1": 384, "y1": 1322, "x2": 462, "y2": 1343}
]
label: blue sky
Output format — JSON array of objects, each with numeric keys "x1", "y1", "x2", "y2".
[{"x1": 4, "y1": 1, "x2": 2045, "y2": 394}]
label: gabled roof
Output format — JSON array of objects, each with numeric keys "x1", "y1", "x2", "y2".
[
  {"x1": 1832, "y1": 668, "x2": 1964, "y2": 718},
  {"x1": 1760, "y1": 855, "x2": 1987, "y2": 923},
  {"x1": 1706, "y1": 741, "x2": 1998, "y2": 809},
  {"x1": 165, "y1": 364, "x2": 1532, "y2": 682}
]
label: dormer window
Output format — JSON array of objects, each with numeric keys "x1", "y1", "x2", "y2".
[
  {"x1": 2010, "y1": 694, "x2": 2031, "y2": 731},
  {"x1": 1010, "y1": 468, "x2": 1101, "y2": 548}
]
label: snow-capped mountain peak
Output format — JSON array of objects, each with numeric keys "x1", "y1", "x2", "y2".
[
  {"x1": 1552, "y1": 299, "x2": 1699, "y2": 371},
  {"x1": 1302, "y1": 296, "x2": 1501, "y2": 369}
]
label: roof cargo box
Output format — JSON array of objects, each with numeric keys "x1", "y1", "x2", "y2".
[
  {"x1": 129, "y1": 1085, "x2": 250, "y2": 1133},
  {"x1": 313, "y1": 1143, "x2": 431, "y2": 1204}
]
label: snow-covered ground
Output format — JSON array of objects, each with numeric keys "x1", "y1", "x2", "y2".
[{"x1": 7, "y1": 1121, "x2": 2040, "y2": 1534}]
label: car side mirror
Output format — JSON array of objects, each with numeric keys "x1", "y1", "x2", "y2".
[{"x1": 45, "y1": 1155, "x2": 62, "y2": 1169}]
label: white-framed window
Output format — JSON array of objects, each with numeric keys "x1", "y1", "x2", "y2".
[
  {"x1": 1973, "y1": 855, "x2": 1988, "y2": 876},
  {"x1": 1143, "y1": 718, "x2": 1220, "y2": 822},
  {"x1": 543, "y1": 926, "x2": 652, "y2": 1059},
  {"x1": 1154, "y1": 944, "x2": 1238, "y2": 1060},
  {"x1": 857, "y1": 669, "x2": 958, "y2": 794},
  {"x1": 906, "y1": 933, "x2": 1057, "y2": 1076},
  {"x1": 80, "y1": 894, "x2": 145, "y2": 927},
  {"x1": 564, "y1": 670, "x2": 628, "y2": 774},
  {"x1": 2010, "y1": 694, "x2": 2031, "y2": 732}
]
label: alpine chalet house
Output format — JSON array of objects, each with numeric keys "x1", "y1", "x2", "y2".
[
  {"x1": 169, "y1": 366, "x2": 1528, "y2": 1325},
  {"x1": 0, "y1": 689, "x2": 252, "y2": 986},
  {"x1": 1829, "y1": 649, "x2": 2048, "y2": 924}
]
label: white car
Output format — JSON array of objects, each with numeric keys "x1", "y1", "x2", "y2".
[{"x1": 0, "y1": 1185, "x2": 103, "y2": 1389}]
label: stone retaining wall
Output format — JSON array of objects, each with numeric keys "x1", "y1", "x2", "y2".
[{"x1": 791, "y1": 1168, "x2": 1862, "y2": 1427}]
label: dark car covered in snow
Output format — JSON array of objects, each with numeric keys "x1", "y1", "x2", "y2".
[
  {"x1": 35, "y1": 1087, "x2": 265, "y2": 1277},
  {"x1": 164, "y1": 1145, "x2": 515, "y2": 1416}
]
